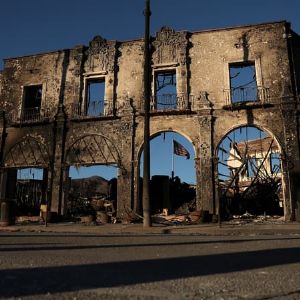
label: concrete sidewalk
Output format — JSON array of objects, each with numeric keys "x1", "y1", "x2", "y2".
[{"x1": 1, "y1": 221, "x2": 300, "y2": 236}]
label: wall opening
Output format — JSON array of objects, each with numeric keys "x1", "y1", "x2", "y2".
[
  {"x1": 217, "y1": 126, "x2": 283, "y2": 218},
  {"x1": 22, "y1": 85, "x2": 42, "y2": 121},
  {"x1": 85, "y1": 78, "x2": 105, "y2": 116},
  {"x1": 66, "y1": 164, "x2": 117, "y2": 222},
  {"x1": 4, "y1": 167, "x2": 47, "y2": 217},
  {"x1": 229, "y1": 62, "x2": 257, "y2": 103},
  {"x1": 139, "y1": 131, "x2": 196, "y2": 215},
  {"x1": 153, "y1": 70, "x2": 177, "y2": 111}
]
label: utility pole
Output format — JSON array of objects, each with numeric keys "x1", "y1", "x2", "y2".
[{"x1": 142, "y1": 0, "x2": 152, "y2": 227}]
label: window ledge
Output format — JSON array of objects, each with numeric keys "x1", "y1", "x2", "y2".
[
  {"x1": 222, "y1": 101, "x2": 272, "y2": 110},
  {"x1": 70, "y1": 114, "x2": 118, "y2": 122},
  {"x1": 139, "y1": 109, "x2": 193, "y2": 116},
  {"x1": 152, "y1": 62, "x2": 179, "y2": 69},
  {"x1": 8, "y1": 118, "x2": 51, "y2": 127}
]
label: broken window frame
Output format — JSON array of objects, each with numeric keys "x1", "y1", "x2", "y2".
[
  {"x1": 21, "y1": 84, "x2": 43, "y2": 122},
  {"x1": 152, "y1": 69, "x2": 178, "y2": 111},
  {"x1": 83, "y1": 76, "x2": 106, "y2": 117}
]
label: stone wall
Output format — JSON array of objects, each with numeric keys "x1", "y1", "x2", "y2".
[{"x1": 0, "y1": 20, "x2": 299, "y2": 220}]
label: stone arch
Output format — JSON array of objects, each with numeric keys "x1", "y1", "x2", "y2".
[
  {"x1": 137, "y1": 129, "x2": 196, "y2": 162},
  {"x1": 136, "y1": 130, "x2": 197, "y2": 214},
  {"x1": 215, "y1": 124, "x2": 286, "y2": 218},
  {"x1": 215, "y1": 124, "x2": 284, "y2": 156},
  {"x1": 4, "y1": 135, "x2": 50, "y2": 168},
  {"x1": 65, "y1": 133, "x2": 121, "y2": 167}
]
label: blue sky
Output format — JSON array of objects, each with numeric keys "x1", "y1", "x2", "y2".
[
  {"x1": 1, "y1": 0, "x2": 300, "y2": 68},
  {"x1": 140, "y1": 132, "x2": 196, "y2": 184},
  {"x1": 4, "y1": 0, "x2": 300, "y2": 183}
]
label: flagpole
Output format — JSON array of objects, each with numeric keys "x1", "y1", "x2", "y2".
[{"x1": 171, "y1": 139, "x2": 174, "y2": 179}]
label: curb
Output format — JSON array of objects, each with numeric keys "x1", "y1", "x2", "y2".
[{"x1": 1, "y1": 222, "x2": 300, "y2": 236}]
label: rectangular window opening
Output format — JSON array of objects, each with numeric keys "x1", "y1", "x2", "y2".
[
  {"x1": 155, "y1": 71, "x2": 177, "y2": 111},
  {"x1": 22, "y1": 85, "x2": 42, "y2": 121},
  {"x1": 86, "y1": 78, "x2": 105, "y2": 116},
  {"x1": 229, "y1": 62, "x2": 257, "y2": 103}
]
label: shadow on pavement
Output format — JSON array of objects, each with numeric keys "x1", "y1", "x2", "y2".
[
  {"x1": 1, "y1": 236, "x2": 300, "y2": 252},
  {"x1": 0, "y1": 247, "x2": 300, "y2": 298}
]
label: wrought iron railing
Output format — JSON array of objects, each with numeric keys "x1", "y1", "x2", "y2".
[
  {"x1": 224, "y1": 86, "x2": 270, "y2": 105},
  {"x1": 150, "y1": 94, "x2": 188, "y2": 112},
  {"x1": 21, "y1": 107, "x2": 42, "y2": 122},
  {"x1": 8, "y1": 107, "x2": 51, "y2": 124},
  {"x1": 68, "y1": 100, "x2": 113, "y2": 118}
]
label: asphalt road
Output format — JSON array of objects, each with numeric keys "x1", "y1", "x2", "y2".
[{"x1": 0, "y1": 232, "x2": 300, "y2": 299}]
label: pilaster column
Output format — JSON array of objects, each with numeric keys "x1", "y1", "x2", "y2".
[
  {"x1": 281, "y1": 106, "x2": 300, "y2": 220},
  {"x1": 49, "y1": 105, "x2": 67, "y2": 216},
  {"x1": 197, "y1": 113, "x2": 215, "y2": 214}
]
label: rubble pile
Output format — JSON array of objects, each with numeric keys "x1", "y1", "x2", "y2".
[
  {"x1": 152, "y1": 210, "x2": 203, "y2": 225},
  {"x1": 68, "y1": 196, "x2": 117, "y2": 225}
]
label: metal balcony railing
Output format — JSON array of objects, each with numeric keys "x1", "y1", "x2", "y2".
[
  {"x1": 70, "y1": 100, "x2": 104, "y2": 118},
  {"x1": 150, "y1": 94, "x2": 188, "y2": 112},
  {"x1": 68, "y1": 100, "x2": 113, "y2": 118},
  {"x1": 224, "y1": 86, "x2": 270, "y2": 105},
  {"x1": 8, "y1": 107, "x2": 51, "y2": 124},
  {"x1": 86, "y1": 100, "x2": 105, "y2": 116},
  {"x1": 21, "y1": 107, "x2": 42, "y2": 122}
]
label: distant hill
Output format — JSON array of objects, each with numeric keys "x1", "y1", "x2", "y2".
[{"x1": 70, "y1": 176, "x2": 109, "y2": 198}]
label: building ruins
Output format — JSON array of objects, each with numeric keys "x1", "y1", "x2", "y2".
[{"x1": 0, "y1": 21, "x2": 299, "y2": 221}]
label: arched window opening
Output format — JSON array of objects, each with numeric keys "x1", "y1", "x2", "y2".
[{"x1": 217, "y1": 126, "x2": 283, "y2": 219}]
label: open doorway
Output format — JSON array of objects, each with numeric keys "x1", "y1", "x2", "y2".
[
  {"x1": 66, "y1": 165, "x2": 118, "y2": 222},
  {"x1": 139, "y1": 131, "x2": 196, "y2": 216},
  {"x1": 7, "y1": 167, "x2": 47, "y2": 217}
]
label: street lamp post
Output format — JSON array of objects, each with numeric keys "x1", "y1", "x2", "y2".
[{"x1": 142, "y1": 0, "x2": 152, "y2": 227}]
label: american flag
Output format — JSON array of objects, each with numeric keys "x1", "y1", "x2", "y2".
[{"x1": 173, "y1": 140, "x2": 190, "y2": 159}]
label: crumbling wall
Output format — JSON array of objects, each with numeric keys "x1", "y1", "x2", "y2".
[
  {"x1": 1, "y1": 52, "x2": 68, "y2": 118},
  {"x1": 0, "y1": 21, "x2": 299, "y2": 221},
  {"x1": 188, "y1": 22, "x2": 299, "y2": 220},
  {"x1": 117, "y1": 41, "x2": 144, "y2": 110},
  {"x1": 289, "y1": 30, "x2": 300, "y2": 97},
  {"x1": 190, "y1": 22, "x2": 292, "y2": 107}
]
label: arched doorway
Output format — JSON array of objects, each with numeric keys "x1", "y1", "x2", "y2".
[
  {"x1": 2, "y1": 135, "x2": 50, "y2": 217},
  {"x1": 66, "y1": 165, "x2": 118, "y2": 219},
  {"x1": 216, "y1": 125, "x2": 283, "y2": 218},
  {"x1": 138, "y1": 131, "x2": 196, "y2": 215},
  {"x1": 64, "y1": 134, "x2": 121, "y2": 221}
]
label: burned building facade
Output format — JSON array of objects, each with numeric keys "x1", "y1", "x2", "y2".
[{"x1": 0, "y1": 21, "x2": 299, "y2": 221}]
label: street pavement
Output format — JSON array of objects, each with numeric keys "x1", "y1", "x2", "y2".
[{"x1": 0, "y1": 222, "x2": 300, "y2": 299}]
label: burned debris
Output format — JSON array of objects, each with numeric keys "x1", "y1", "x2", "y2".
[
  {"x1": 217, "y1": 126, "x2": 283, "y2": 219},
  {"x1": 66, "y1": 175, "x2": 117, "y2": 224}
]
